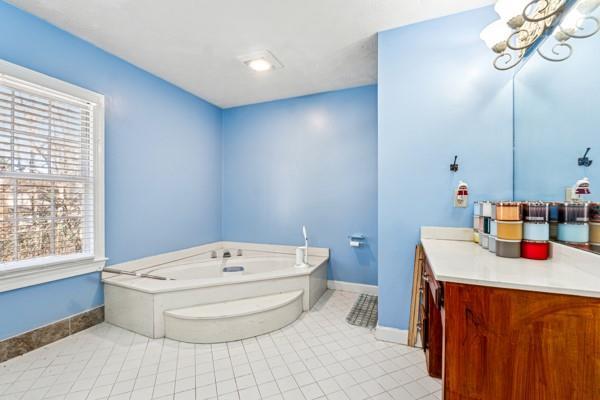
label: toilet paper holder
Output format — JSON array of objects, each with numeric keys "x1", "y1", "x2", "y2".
[{"x1": 348, "y1": 233, "x2": 366, "y2": 247}]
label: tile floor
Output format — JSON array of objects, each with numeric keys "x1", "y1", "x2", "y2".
[{"x1": 0, "y1": 290, "x2": 441, "y2": 400}]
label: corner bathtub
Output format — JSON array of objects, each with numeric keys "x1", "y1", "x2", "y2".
[{"x1": 103, "y1": 242, "x2": 329, "y2": 340}]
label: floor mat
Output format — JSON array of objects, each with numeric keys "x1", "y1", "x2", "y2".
[{"x1": 346, "y1": 293, "x2": 378, "y2": 329}]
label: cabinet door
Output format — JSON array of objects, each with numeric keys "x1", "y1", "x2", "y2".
[{"x1": 443, "y1": 283, "x2": 600, "y2": 400}]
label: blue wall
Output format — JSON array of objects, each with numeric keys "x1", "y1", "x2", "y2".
[
  {"x1": 0, "y1": 273, "x2": 103, "y2": 339},
  {"x1": 222, "y1": 86, "x2": 378, "y2": 285},
  {"x1": 514, "y1": 31, "x2": 599, "y2": 202},
  {"x1": 378, "y1": 7, "x2": 513, "y2": 330},
  {"x1": 0, "y1": 1, "x2": 222, "y2": 339}
]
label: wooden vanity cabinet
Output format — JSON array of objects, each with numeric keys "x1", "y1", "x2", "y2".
[{"x1": 420, "y1": 253, "x2": 600, "y2": 399}]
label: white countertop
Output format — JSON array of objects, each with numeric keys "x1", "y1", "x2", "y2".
[{"x1": 421, "y1": 235, "x2": 600, "y2": 298}]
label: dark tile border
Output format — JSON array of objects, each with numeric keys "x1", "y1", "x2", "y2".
[{"x1": 0, "y1": 306, "x2": 104, "y2": 363}]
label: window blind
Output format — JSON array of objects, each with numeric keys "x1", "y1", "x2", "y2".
[{"x1": 0, "y1": 75, "x2": 95, "y2": 264}]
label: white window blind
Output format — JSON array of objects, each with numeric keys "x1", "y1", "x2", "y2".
[{"x1": 0, "y1": 75, "x2": 96, "y2": 264}]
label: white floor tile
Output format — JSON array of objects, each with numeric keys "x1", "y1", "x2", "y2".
[{"x1": 0, "y1": 290, "x2": 438, "y2": 400}]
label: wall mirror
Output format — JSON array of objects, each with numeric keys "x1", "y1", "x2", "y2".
[{"x1": 513, "y1": 1, "x2": 600, "y2": 254}]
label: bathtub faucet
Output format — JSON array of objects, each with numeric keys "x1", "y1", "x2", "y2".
[{"x1": 223, "y1": 249, "x2": 231, "y2": 258}]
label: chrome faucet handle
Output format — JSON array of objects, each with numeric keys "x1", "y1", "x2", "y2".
[
  {"x1": 210, "y1": 250, "x2": 217, "y2": 259},
  {"x1": 236, "y1": 249, "x2": 243, "y2": 256}
]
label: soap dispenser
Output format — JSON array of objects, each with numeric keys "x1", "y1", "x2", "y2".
[
  {"x1": 566, "y1": 177, "x2": 591, "y2": 202},
  {"x1": 454, "y1": 181, "x2": 469, "y2": 208}
]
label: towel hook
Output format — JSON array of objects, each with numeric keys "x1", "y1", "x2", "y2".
[
  {"x1": 578, "y1": 147, "x2": 593, "y2": 167},
  {"x1": 450, "y1": 155, "x2": 459, "y2": 172}
]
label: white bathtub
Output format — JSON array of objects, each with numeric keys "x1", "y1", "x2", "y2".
[{"x1": 103, "y1": 242, "x2": 329, "y2": 340}]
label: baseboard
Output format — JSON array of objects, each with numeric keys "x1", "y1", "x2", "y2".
[
  {"x1": 0, "y1": 306, "x2": 104, "y2": 363},
  {"x1": 375, "y1": 324, "x2": 408, "y2": 345},
  {"x1": 327, "y1": 280, "x2": 378, "y2": 295}
]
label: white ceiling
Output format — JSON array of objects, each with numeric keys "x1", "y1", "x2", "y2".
[{"x1": 8, "y1": 0, "x2": 492, "y2": 108}]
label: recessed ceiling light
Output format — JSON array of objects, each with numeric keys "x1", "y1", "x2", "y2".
[
  {"x1": 238, "y1": 50, "x2": 283, "y2": 72},
  {"x1": 246, "y1": 58, "x2": 272, "y2": 72}
]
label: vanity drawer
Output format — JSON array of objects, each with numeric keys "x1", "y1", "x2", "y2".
[{"x1": 424, "y1": 260, "x2": 443, "y2": 307}]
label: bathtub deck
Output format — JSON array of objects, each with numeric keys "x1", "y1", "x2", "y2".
[{"x1": 0, "y1": 290, "x2": 441, "y2": 400}]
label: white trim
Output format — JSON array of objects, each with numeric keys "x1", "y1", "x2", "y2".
[
  {"x1": 0, "y1": 59, "x2": 104, "y2": 105},
  {"x1": 0, "y1": 257, "x2": 106, "y2": 292},
  {"x1": 0, "y1": 59, "x2": 105, "y2": 291},
  {"x1": 327, "y1": 280, "x2": 378, "y2": 295},
  {"x1": 375, "y1": 324, "x2": 408, "y2": 345}
]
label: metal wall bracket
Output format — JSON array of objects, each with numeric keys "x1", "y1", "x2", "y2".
[
  {"x1": 578, "y1": 147, "x2": 593, "y2": 167},
  {"x1": 450, "y1": 155, "x2": 459, "y2": 172}
]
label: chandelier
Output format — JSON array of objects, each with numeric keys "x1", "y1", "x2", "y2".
[{"x1": 480, "y1": 0, "x2": 600, "y2": 70}]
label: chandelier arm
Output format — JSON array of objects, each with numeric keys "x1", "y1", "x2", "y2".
[
  {"x1": 537, "y1": 42, "x2": 573, "y2": 62},
  {"x1": 560, "y1": 16, "x2": 600, "y2": 39},
  {"x1": 506, "y1": 29, "x2": 541, "y2": 50},
  {"x1": 493, "y1": 52, "x2": 524, "y2": 71},
  {"x1": 523, "y1": 0, "x2": 566, "y2": 23}
]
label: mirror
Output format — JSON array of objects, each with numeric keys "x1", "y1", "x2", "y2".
[{"x1": 513, "y1": 6, "x2": 600, "y2": 254}]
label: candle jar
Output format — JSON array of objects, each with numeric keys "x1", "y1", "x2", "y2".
[
  {"x1": 488, "y1": 236, "x2": 497, "y2": 253},
  {"x1": 480, "y1": 233, "x2": 489, "y2": 249},
  {"x1": 521, "y1": 241, "x2": 550, "y2": 260},
  {"x1": 481, "y1": 201, "x2": 493, "y2": 218},
  {"x1": 557, "y1": 223, "x2": 590, "y2": 244},
  {"x1": 523, "y1": 222, "x2": 550, "y2": 242},
  {"x1": 496, "y1": 239, "x2": 521, "y2": 258},
  {"x1": 523, "y1": 202, "x2": 549, "y2": 223},
  {"x1": 495, "y1": 202, "x2": 522, "y2": 221},
  {"x1": 497, "y1": 221, "x2": 524, "y2": 241},
  {"x1": 590, "y1": 222, "x2": 600, "y2": 245},
  {"x1": 590, "y1": 203, "x2": 600, "y2": 223},
  {"x1": 559, "y1": 203, "x2": 589, "y2": 223}
]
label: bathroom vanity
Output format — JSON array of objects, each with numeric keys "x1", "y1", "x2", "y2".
[{"x1": 419, "y1": 228, "x2": 600, "y2": 399}]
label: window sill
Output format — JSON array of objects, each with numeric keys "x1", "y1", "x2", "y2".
[{"x1": 0, "y1": 255, "x2": 107, "y2": 293}]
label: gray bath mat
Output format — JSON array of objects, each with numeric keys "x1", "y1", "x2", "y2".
[{"x1": 346, "y1": 293, "x2": 378, "y2": 329}]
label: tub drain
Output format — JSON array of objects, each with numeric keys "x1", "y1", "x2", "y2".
[{"x1": 223, "y1": 266, "x2": 244, "y2": 273}]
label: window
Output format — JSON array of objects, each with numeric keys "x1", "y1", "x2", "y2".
[{"x1": 0, "y1": 60, "x2": 104, "y2": 290}]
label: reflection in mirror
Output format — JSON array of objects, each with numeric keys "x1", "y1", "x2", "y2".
[{"x1": 514, "y1": 1, "x2": 600, "y2": 254}]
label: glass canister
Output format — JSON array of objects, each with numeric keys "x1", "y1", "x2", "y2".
[
  {"x1": 497, "y1": 221, "x2": 524, "y2": 241},
  {"x1": 557, "y1": 223, "x2": 590, "y2": 244},
  {"x1": 523, "y1": 202, "x2": 549, "y2": 223},
  {"x1": 523, "y1": 222, "x2": 550, "y2": 242},
  {"x1": 558, "y1": 202, "x2": 590, "y2": 223},
  {"x1": 490, "y1": 220, "x2": 497, "y2": 237},
  {"x1": 495, "y1": 202, "x2": 522, "y2": 221}
]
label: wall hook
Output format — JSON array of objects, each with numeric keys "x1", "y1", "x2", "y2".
[
  {"x1": 450, "y1": 155, "x2": 459, "y2": 172},
  {"x1": 578, "y1": 147, "x2": 593, "y2": 167}
]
